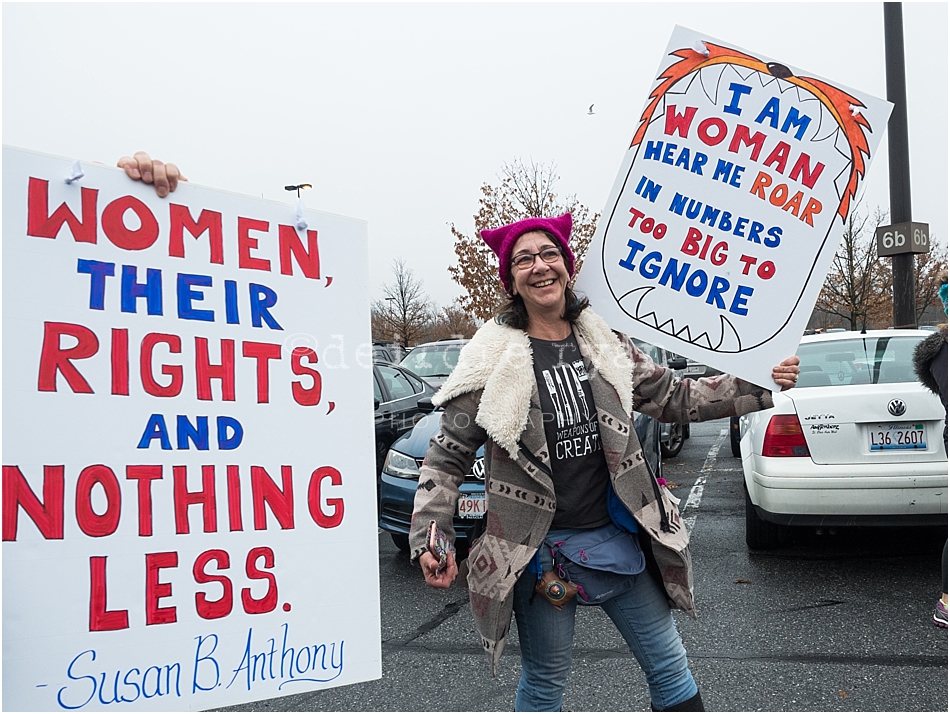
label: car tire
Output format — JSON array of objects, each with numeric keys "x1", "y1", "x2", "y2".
[
  {"x1": 730, "y1": 416, "x2": 741, "y2": 458},
  {"x1": 661, "y1": 423, "x2": 685, "y2": 458},
  {"x1": 391, "y1": 533, "x2": 410, "y2": 551},
  {"x1": 744, "y1": 483, "x2": 782, "y2": 550}
]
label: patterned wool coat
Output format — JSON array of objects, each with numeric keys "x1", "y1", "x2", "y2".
[{"x1": 409, "y1": 308, "x2": 774, "y2": 674}]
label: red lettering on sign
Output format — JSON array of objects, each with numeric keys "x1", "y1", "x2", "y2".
[
  {"x1": 173, "y1": 464, "x2": 217, "y2": 534},
  {"x1": 140, "y1": 333, "x2": 183, "y2": 397},
  {"x1": 38, "y1": 322, "x2": 99, "y2": 393},
  {"x1": 308, "y1": 466, "x2": 344, "y2": 528},
  {"x1": 145, "y1": 552, "x2": 178, "y2": 625},
  {"x1": 238, "y1": 217, "x2": 271, "y2": 272},
  {"x1": 126, "y1": 465, "x2": 162, "y2": 537},
  {"x1": 2, "y1": 465, "x2": 64, "y2": 540},
  {"x1": 194, "y1": 549, "x2": 233, "y2": 620},
  {"x1": 291, "y1": 347, "x2": 322, "y2": 406},
  {"x1": 242, "y1": 547, "x2": 278, "y2": 614},
  {"x1": 251, "y1": 466, "x2": 294, "y2": 530},
  {"x1": 169, "y1": 204, "x2": 224, "y2": 264},
  {"x1": 76, "y1": 465, "x2": 122, "y2": 537},
  {"x1": 196, "y1": 338, "x2": 236, "y2": 401},
  {"x1": 278, "y1": 225, "x2": 320, "y2": 279},
  {"x1": 101, "y1": 195, "x2": 160, "y2": 250},
  {"x1": 27, "y1": 177, "x2": 98, "y2": 244},
  {"x1": 89, "y1": 556, "x2": 130, "y2": 631}
]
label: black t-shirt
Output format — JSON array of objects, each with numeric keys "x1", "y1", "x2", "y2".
[{"x1": 530, "y1": 332, "x2": 611, "y2": 529}]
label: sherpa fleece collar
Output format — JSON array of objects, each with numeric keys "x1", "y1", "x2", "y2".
[{"x1": 432, "y1": 309, "x2": 634, "y2": 459}]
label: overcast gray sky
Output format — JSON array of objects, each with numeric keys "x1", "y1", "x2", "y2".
[{"x1": 4, "y1": 2, "x2": 946, "y2": 309}]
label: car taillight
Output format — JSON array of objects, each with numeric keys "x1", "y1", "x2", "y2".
[{"x1": 762, "y1": 414, "x2": 811, "y2": 457}]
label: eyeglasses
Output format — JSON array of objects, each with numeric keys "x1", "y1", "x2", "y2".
[{"x1": 511, "y1": 247, "x2": 562, "y2": 270}]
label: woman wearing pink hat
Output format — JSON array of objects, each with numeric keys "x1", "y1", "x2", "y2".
[{"x1": 410, "y1": 213, "x2": 800, "y2": 712}]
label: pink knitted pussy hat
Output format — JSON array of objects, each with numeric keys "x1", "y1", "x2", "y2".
[{"x1": 479, "y1": 213, "x2": 575, "y2": 293}]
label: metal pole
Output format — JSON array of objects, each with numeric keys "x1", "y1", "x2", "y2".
[{"x1": 883, "y1": 2, "x2": 917, "y2": 328}]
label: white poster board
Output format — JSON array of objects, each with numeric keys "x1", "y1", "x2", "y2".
[
  {"x1": 2, "y1": 147, "x2": 381, "y2": 711},
  {"x1": 576, "y1": 26, "x2": 892, "y2": 388}
]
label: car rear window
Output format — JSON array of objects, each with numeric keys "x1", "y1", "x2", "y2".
[
  {"x1": 400, "y1": 345, "x2": 463, "y2": 379},
  {"x1": 796, "y1": 335, "x2": 925, "y2": 387}
]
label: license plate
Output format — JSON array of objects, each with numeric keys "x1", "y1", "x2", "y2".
[
  {"x1": 457, "y1": 495, "x2": 486, "y2": 518},
  {"x1": 868, "y1": 422, "x2": 927, "y2": 451},
  {"x1": 686, "y1": 365, "x2": 704, "y2": 375}
]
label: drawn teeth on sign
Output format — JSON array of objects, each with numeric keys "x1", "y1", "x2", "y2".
[
  {"x1": 699, "y1": 65, "x2": 728, "y2": 105},
  {"x1": 624, "y1": 286, "x2": 742, "y2": 351}
]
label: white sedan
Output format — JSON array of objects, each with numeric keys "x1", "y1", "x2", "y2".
[{"x1": 739, "y1": 330, "x2": 947, "y2": 549}]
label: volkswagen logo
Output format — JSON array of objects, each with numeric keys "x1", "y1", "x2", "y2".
[
  {"x1": 887, "y1": 399, "x2": 907, "y2": 417},
  {"x1": 471, "y1": 457, "x2": 486, "y2": 481}
]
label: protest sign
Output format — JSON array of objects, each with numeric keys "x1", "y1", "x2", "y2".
[
  {"x1": 2, "y1": 147, "x2": 380, "y2": 711},
  {"x1": 575, "y1": 26, "x2": 892, "y2": 388}
]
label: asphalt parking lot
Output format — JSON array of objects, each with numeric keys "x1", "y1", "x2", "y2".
[{"x1": 218, "y1": 418, "x2": 947, "y2": 712}]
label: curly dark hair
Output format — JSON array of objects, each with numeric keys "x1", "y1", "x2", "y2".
[{"x1": 496, "y1": 286, "x2": 590, "y2": 330}]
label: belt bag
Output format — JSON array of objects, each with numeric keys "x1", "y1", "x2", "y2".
[{"x1": 547, "y1": 523, "x2": 645, "y2": 606}]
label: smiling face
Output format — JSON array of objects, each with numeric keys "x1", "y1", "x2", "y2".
[{"x1": 509, "y1": 230, "x2": 569, "y2": 322}]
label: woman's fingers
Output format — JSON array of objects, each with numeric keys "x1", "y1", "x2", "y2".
[{"x1": 116, "y1": 151, "x2": 186, "y2": 197}]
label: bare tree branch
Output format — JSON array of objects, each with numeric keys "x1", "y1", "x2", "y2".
[
  {"x1": 814, "y1": 205, "x2": 892, "y2": 329},
  {"x1": 449, "y1": 159, "x2": 600, "y2": 321},
  {"x1": 371, "y1": 259, "x2": 434, "y2": 348}
]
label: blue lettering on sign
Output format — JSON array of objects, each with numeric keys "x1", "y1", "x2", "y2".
[
  {"x1": 50, "y1": 625, "x2": 346, "y2": 708},
  {"x1": 227, "y1": 624, "x2": 344, "y2": 692},
  {"x1": 722, "y1": 82, "x2": 752, "y2": 115},
  {"x1": 74, "y1": 262, "x2": 282, "y2": 328},
  {"x1": 225, "y1": 280, "x2": 240, "y2": 324},
  {"x1": 137, "y1": 415, "x2": 243, "y2": 450},
  {"x1": 138, "y1": 414, "x2": 172, "y2": 450},
  {"x1": 177, "y1": 415, "x2": 209, "y2": 450},
  {"x1": 754, "y1": 97, "x2": 812, "y2": 140},
  {"x1": 217, "y1": 416, "x2": 244, "y2": 450},
  {"x1": 178, "y1": 273, "x2": 214, "y2": 322},
  {"x1": 56, "y1": 649, "x2": 182, "y2": 709},
  {"x1": 193, "y1": 634, "x2": 221, "y2": 693},
  {"x1": 668, "y1": 194, "x2": 781, "y2": 249},
  {"x1": 121, "y1": 266, "x2": 163, "y2": 315},
  {"x1": 77, "y1": 259, "x2": 115, "y2": 310},
  {"x1": 618, "y1": 241, "x2": 754, "y2": 317},
  {"x1": 249, "y1": 284, "x2": 283, "y2": 330}
]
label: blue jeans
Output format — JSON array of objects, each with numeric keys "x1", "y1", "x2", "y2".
[{"x1": 512, "y1": 562, "x2": 697, "y2": 711}]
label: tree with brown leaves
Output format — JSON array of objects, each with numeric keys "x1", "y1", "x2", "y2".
[
  {"x1": 814, "y1": 205, "x2": 893, "y2": 330},
  {"x1": 914, "y1": 243, "x2": 948, "y2": 325},
  {"x1": 448, "y1": 159, "x2": 600, "y2": 322},
  {"x1": 423, "y1": 300, "x2": 479, "y2": 341}
]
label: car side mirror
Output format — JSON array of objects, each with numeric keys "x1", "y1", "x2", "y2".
[
  {"x1": 667, "y1": 357, "x2": 687, "y2": 370},
  {"x1": 374, "y1": 399, "x2": 380, "y2": 411},
  {"x1": 416, "y1": 397, "x2": 436, "y2": 413}
]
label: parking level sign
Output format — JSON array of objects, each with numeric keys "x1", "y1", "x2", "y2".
[{"x1": 875, "y1": 221, "x2": 931, "y2": 256}]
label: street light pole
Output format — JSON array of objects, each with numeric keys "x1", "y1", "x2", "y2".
[
  {"x1": 883, "y1": 2, "x2": 916, "y2": 328},
  {"x1": 284, "y1": 183, "x2": 312, "y2": 199}
]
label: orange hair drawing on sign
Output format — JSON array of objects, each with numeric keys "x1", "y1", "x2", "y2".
[{"x1": 631, "y1": 41, "x2": 872, "y2": 223}]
